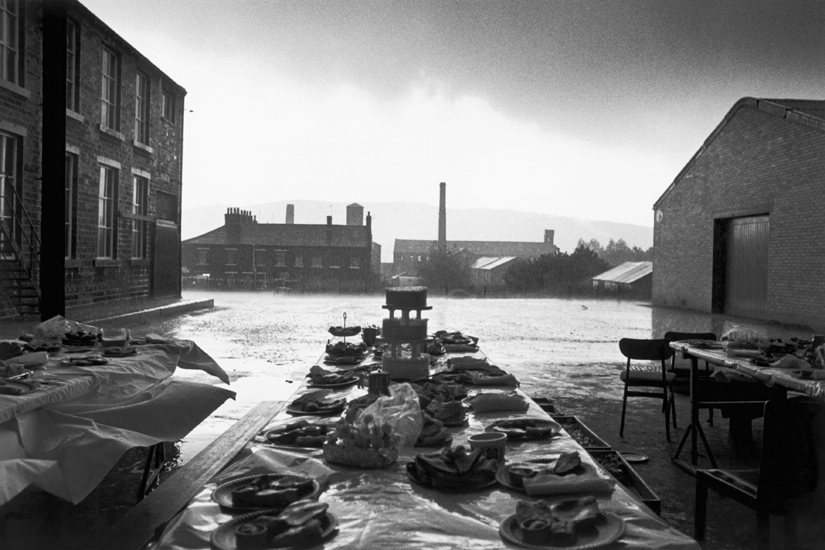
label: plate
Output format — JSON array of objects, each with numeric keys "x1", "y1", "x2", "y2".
[
  {"x1": 211, "y1": 474, "x2": 322, "y2": 511},
  {"x1": 414, "y1": 434, "x2": 453, "y2": 448},
  {"x1": 620, "y1": 452, "x2": 649, "y2": 463},
  {"x1": 308, "y1": 377, "x2": 359, "y2": 389},
  {"x1": 102, "y1": 346, "x2": 137, "y2": 357},
  {"x1": 486, "y1": 418, "x2": 562, "y2": 439},
  {"x1": 60, "y1": 355, "x2": 109, "y2": 366},
  {"x1": 405, "y1": 463, "x2": 498, "y2": 493},
  {"x1": 499, "y1": 511, "x2": 626, "y2": 550},
  {"x1": 323, "y1": 355, "x2": 366, "y2": 365},
  {"x1": 0, "y1": 379, "x2": 37, "y2": 396},
  {"x1": 210, "y1": 509, "x2": 338, "y2": 550},
  {"x1": 286, "y1": 400, "x2": 346, "y2": 416},
  {"x1": 495, "y1": 463, "x2": 598, "y2": 494}
]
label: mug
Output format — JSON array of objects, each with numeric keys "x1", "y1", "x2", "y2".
[
  {"x1": 469, "y1": 432, "x2": 507, "y2": 462},
  {"x1": 367, "y1": 371, "x2": 391, "y2": 396}
]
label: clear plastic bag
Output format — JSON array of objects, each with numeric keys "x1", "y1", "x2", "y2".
[
  {"x1": 32, "y1": 315, "x2": 99, "y2": 345},
  {"x1": 354, "y1": 383, "x2": 423, "y2": 447}
]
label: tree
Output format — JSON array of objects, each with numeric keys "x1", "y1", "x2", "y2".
[{"x1": 417, "y1": 246, "x2": 473, "y2": 293}]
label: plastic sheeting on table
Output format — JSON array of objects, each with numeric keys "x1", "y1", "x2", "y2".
[
  {"x1": 0, "y1": 341, "x2": 235, "y2": 505},
  {"x1": 154, "y1": 381, "x2": 700, "y2": 550}
]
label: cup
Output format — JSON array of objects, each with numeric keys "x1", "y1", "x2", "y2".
[
  {"x1": 362, "y1": 327, "x2": 379, "y2": 347},
  {"x1": 468, "y1": 432, "x2": 507, "y2": 462},
  {"x1": 811, "y1": 335, "x2": 825, "y2": 349},
  {"x1": 367, "y1": 371, "x2": 391, "y2": 396}
]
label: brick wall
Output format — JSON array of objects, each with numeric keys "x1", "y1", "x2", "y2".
[
  {"x1": 653, "y1": 104, "x2": 825, "y2": 330},
  {"x1": 0, "y1": 2, "x2": 187, "y2": 319}
]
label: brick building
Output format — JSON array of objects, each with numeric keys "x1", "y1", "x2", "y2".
[
  {"x1": 182, "y1": 204, "x2": 380, "y2": 292},
  {"x1": 652, "y1": 97, "x2": 825, "y2": 330},
  {"x1": 0, "y1": 0, "x2": 185, "y2": 317}
]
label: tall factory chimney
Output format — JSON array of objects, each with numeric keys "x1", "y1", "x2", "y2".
[
  {"x1": 285, "y1": 204, "x2": 294, "y2": 224},
  {"x1": 438, "y1": 182, "x2": 446, "y2": 252}
]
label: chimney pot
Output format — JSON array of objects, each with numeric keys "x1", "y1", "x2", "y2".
[{"x1": 327, "y1": 215, "x2": 332, "y2": 225}]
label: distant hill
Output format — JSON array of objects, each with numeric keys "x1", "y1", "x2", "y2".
[{"x1": 181, "y1": 201, "x2": 653, "y2": 263}]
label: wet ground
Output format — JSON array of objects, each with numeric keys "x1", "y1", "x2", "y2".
[{"x1": 2, "y1": 291, "x2": 823, "y2": 549}]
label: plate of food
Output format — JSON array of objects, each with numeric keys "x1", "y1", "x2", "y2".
[
  {"x1": 60, "y1": 354, "x2": 108, "y2": 367},
  {"x1": 102, "y1": 346, "x2": 137, "y2": 357},
  {"x1": 406, "y1": 445, "x2": 499, "y2": 492},
  {"x1": 414, "y1": 413, "x2": 453, "y2": 447},
  {"x1": 286, "y1": 390, "x2": 346, "y2": 416},
  {"x1": 0, "y1": 379, "x2": 37, "y2": 396},
  {"x1": 323, "y1": 354, "x2": 366, "y2": 365},
  {"x1": 262, "y1": 419, "x2": 336, "y2": 448},
  {"x1": 499, "y1": 498, "x2": 625, "y2": 550},
  {"x1": 486, "y1": 418, "x2": 562, "y2": 440},
  {"x1": 211, "y1": 501, "x2": 337, "y2": 550},
  {"x1": 0, "y1": 363, "x2": 32, "y2": 380},
  {"x1": 212, "y1": 473, "x2": 322, "y2": 511},
  {"x1": 328, "y1": 325, "x2": 361, "y2": 338},
  {"x1": 306, "y1": 365, "x2": 359, "y2": 388},
  {"x1": 325, "y1": 341, "x2": 369, "y2": 357}
]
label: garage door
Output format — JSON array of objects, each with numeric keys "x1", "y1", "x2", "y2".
[{"x1": 725, "y1": 215, "x2": 769, "y2": 316}]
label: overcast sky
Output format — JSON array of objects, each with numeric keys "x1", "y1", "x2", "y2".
[{"x1": 82, "y1": 0, "x2": 824, "y2": 227}]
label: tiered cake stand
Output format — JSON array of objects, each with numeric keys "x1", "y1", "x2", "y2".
[{"x1": 378, "y1": 287, "x2": 432, "y2": 381}]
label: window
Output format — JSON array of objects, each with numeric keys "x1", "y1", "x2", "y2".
[
  {"x1": 156, "y1": 190, "x2": 177, "y2": 221},
  {"x1": 349, "y1": 257, "x2": 360, "y2": 269},
  {"x1": 197, "y1": 248, "x2": 208, "y2": 265},
  {"x1": 225, "y1": 248, "x2": 237, "y2": 265},
  {"x1": 294, "y1": 255, "x2": 303, "y2": 268},
  {"x1": 329, "y1": 255, "x2": 340, "y2": 268},
  {"x1": 100, "y1": 46, "x2": 119, "y2": 130},
  {"x1": 255, "y1": 249, "x2": 266, "y2": 267},
  {"x1": 162, "y1": 91, "x2": 176, "y2": 122},
  {"x1": 311, "y1": 256, "x2": 322, "y2": 268},
  {"x1": 134, "y1": 71, "x2": 149, "y2": 144},
  {"x1": 132, "y1": 175, "x2": 148, "y2": 258},
  {"x1": 97, "y1": 165, "x2": 117, "y2": 258},
  {"x1": 66, "y1": 19, "x2": 79, "y2": 111},
  {"x1": 274, "y1": 251, "x2": 286, "y2": 267},
  {"x1": 0, "y1": 131, "x2": 17, "y2": 255},
  {"x1": 65, "y1": 152, "x2": 77, "y2": 258},
  {"x1": 0, "y1": 0, "x2": 18, "y2": 85}
]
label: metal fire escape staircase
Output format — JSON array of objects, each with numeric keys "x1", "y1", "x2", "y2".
[{"x1": 0, "y1": 188, "x2": 41, "y2": 316}]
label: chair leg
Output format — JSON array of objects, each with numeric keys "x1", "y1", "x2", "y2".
[
  {"x1": 619, "y1": 385, "x2": 628, "y2": 437},
  {"x1": 663, "y1": 386, "x2": 671, "y2": 442},
  {"x1": 694, "y1": 473, "x2": 708, "y2": 543},
  {"x1": 756, "y1": 512, "x2": 770, "y2": 550},
  {"x1": 670, "y1": 387, "x2": 678, "y2": 429}
]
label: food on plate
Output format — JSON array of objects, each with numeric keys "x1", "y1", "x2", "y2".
[
  {"x1": 553, "y1": 451, "x2": 583, "y2": 475},
  {"x1": 307, "y1": 365, "x2": 358, "y2": 386},
  {"x1": 426, "y1": 341, "x2": 446, "y2": 356},
  {"x1": 288, "y1": 389, "x2": 346, "y2": 415},
  {"x1": 325, "y1": 341, "x2": 368, "y2": 357},
  {"x1": 465, "y1": 391, "x2": 529, "y2": 413},
  {"x1": 424, "y1": 396, "x2": 466, "y2": 427},
  {"x1": 488, "y1": 418, "x2": 559, "y2": 439},
  {"x1": 230, "y1": 474, "x2": 315, "y2": 508},
  {"x1": 0, "y1": 363, "x2": 31, "y2": 379},
  {"x1": 61, "y1": 329, "x2": 99, "y2": 346},
  {"x1": 60, "y1": 354, "x2": 108, "y2": 366},
  {"x1": 328, "y1": 325, "x2": 361, "y2": 337},
  {"x1": 322, "y1": 412, "x2": 399, "y2": 468},
  {"x1": 415, "y1": 413, "x2": 451, "y2": 447},
  {"x1": 234, "y1": 501, "x2": 329, "y2": 550},
  {"x1": 514, "y1": 497, "x2": 601, "y2": 545},
  {"x1": 506, "y1": 464, "x2": 549, "y2": 489},
  {"x1": 432, "y1": 330, "x2": 478, "y2": 346},
  {"x1": 411, "y1": 380, "x2": 468, "y2": 408},
  {"x1": 407, "y1": 445, "x2": 498, "y2": 490},
  {"x1": 0, "y1": 341, "x2": 26, "y2": 361},
  {"x1": 344, "y1": 393, "x2": 380, "y2": 421},
  {"x1": 263, "y1": 420, "x2": 335, "y2": 447}
]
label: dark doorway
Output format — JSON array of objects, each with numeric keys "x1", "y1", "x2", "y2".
[
  {"x1": 713, "y1": 215, "x2": 769, "y2": 317},
  {"x1": 153, "y1": 221, "x2": 181, "y2": 297}
]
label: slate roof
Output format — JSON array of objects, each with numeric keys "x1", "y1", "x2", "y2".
[
  {"x1": 592, "y1": 261, "x2": 653, "y2": 285},
  {"x1": 183, "y1": 223, "x2": 371, "y2": 248},
  {"x1": 394, "y1": 239, "x2": 556, "y2": 258}
]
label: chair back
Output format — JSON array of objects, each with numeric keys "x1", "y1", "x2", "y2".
[
  {"x1": 664, "y1": 331, "x2": 716, "y2": 342},
  {"x1": 619, "y1": 338, "x2": 675, "y2": 362},
  {"x1": 757, "y1": 397, "x2": 825, "y2": 514}
]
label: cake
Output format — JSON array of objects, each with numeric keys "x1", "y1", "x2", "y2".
[
  {"x1": 381, "y1": 318, "x2": 428, "y2": 341},
  {"x1": 385, "y1": 286, "x2": 429, "y2": 310},
  {"x1": 382, "y1": 355, "x2": 430, "y2": 380}
]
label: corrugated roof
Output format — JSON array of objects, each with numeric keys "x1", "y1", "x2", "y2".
[
  {"x1": 592, "y1": 261, "x2": 653, "y2": 285},
  {"x1": 182, "y1": 223, "x2": 371, "y2": 248},
  {"x1": 471, "y1": 256, "x2": 518, "y2": 270}
]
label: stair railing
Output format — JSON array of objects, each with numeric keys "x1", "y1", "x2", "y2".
[{"x1": 0, "y1": 180, "x2": 42, "y2": 282}]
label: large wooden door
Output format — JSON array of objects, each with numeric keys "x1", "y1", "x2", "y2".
[
  {"x1": 153, "y1": 220, "x2": 180, "y2": 297},
  {"x1": 725, "y1": 216, "x2": 769, "y2": 316}
]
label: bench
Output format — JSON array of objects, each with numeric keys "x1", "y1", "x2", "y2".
[{"x1": 93, "y1": 400, "x2": 284, "y2": 550}]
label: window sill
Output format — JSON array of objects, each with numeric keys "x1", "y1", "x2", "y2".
[
  {"x1": 99, "y1": 125, "x2": 124, "y2": 141},
  {"x1": 129, "y1": 258, "x2": 150, "y2": 267},
  {"x1": 329, "y1": 266, "x2": 341, "y2": 269},
  {"x1": 0, "y1": 79, "x2": 31, "y2": 99},
  {"x1": 94, "y1": 259, "x2": 120, "y2": 268},
  {"x1": 349, "y1": 266, "x2": 361, "y2": 269},
  {"x1": 66, "y1": 109, "x2": 84, "y2": 123},
  {"x1": 133, "y1": 140, "x2": 154, "y2": 154},
  {"x1": 64, "y1": 259, "x2": 81, "y2": 268}
]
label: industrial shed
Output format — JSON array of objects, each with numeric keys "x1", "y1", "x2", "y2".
[
  {"x1": 592, "y1": 261, "x2": 653, "y2": 298},
  {"x1": 652, "y1": 97, "x2": 825, "y2": 330},
  {"x1": 470, "y1": 256, "x2": 519, "y2": 288}
]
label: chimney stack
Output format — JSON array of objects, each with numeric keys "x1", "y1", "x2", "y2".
[
  {"x1": 327, "y1": 215, "x2": 332, "y2": 225},
  {"x1": 286, "y1": 204, "x2": 294, "y2": 224},
  {"x1": 544, "y1": 229, "x2": 555, "y2": 246},
  {"x1": 438, "y1": 182, "x2": 446, "y2": 252}
]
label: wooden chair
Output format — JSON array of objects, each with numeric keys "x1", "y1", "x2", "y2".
[
  {"x1": 664, "y1": 331, "x2": 717, "y2": 426},
  {"x1": 618, "y1": 338, "x2": 677, "y2": 441},
  {"x1": 694, "y1": 397, "x2": 824, "y2": 549}
]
